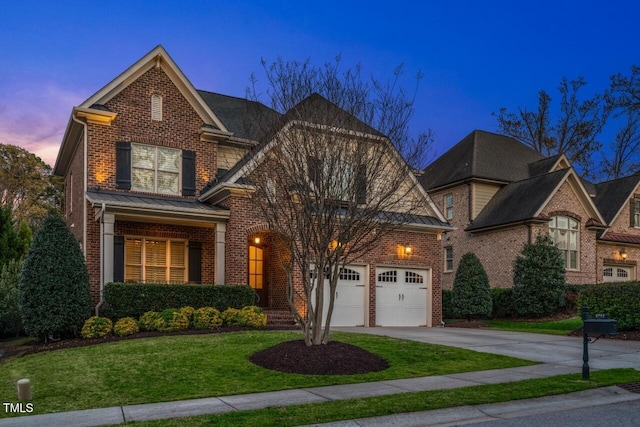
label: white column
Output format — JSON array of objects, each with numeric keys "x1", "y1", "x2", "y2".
[
  {"x1": 215, "y1": 223, "x2": 226, "y2": 284},
  {"x1": 102, "y1": 213, "x2": 115, "y2": 284}
]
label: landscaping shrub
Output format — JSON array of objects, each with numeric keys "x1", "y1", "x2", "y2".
[
  {"x1": 491, "y1": 288, "x2": 514, "y2": 318},
  {"x1": 139, "y1": 311, "x2": 161, "y2": 331},
  {"x1": 222, "y1": 306, "x2": 267, "y2": 328},
  {"x1": 441, "y1": 289, "x2": 455, "y2": 319},
  {"x1": 451, "y1": 252, "x2": 492, "y2": 320},
  {"x1": 192, "y1": 307, "x2": 223, "y2": 329},
  {"x1": 102, "y1": 282, "x2": 255, "y2": 318},
  {"x1": 113, "y1": 317, "x2": 140, "y2": 337},
  {"x1": 0, "y1": 258, "x2": 23, "y2": 337},
  {"x1": 512, "y1": 234, "x2": 565, "y2": 317},
  {"x1": 578, "y1": 282, "x2": 640, "y2": 330},
  {"x1": 179, "y1": 306, "x2": 195, "y2": 327},
  {"x1": 153, "y1": 308, "x2": 190, "y2": 332},
  {"x1": 18, "y1": 214, "x2": 92, "y2": 340},
  {"x1": 81, "y1": 316, "x2": 113, "y2": 339}
]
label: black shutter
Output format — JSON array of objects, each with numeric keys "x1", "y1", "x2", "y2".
[
  {"x1": 188, "y1": 241, "x2": 202, "y2": 283},
  {"x1": 115, "y1": 142, "x2": 132, "y2": 190},
  {"x1": 356, "y1": 164, "x2": 367, "y2": 204},
  {"x1": 182, "y1": 150, "x2": 196, "y2": 196},
  {"x1": 113, "y1": 236, "x2": 124, "y2": 282}
]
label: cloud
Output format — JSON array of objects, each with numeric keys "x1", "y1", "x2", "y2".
[{"x1": 0, "y1": 83, "x2": 82, "y2": 166}]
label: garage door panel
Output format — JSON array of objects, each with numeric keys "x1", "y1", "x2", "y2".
[
  {"x1": 312, "y1": 265, "x2": 366, "y2": 327},
  {"x1": 376, "y1": 267, "x2": 429, "y2": 327}
]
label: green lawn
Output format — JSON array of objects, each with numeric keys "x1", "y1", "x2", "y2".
[
  {"x1": 0, "y1": 331, "x2": 534, "y2": 417},
  {"x1": 128, "y1": 369, "x2": 640, "y2": 426},
  {"x1": 486, "y1": 317, "x2": 583, "y2": 335}
]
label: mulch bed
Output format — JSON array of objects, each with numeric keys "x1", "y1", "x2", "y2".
[{"x1": 249, "y1": 339, "x2": 389, "y2": 375}]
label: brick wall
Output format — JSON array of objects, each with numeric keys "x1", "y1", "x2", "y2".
[{"x1": 430, "y1": 179, "x2": 600, "y2": 289}]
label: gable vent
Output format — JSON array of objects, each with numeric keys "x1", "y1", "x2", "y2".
[{"x1": 151, "y1": 94, "x2": 162, "y2": 121}]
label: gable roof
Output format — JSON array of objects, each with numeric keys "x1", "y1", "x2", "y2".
[
  {"x1": 420, "y1": 130, "x2": 545, "y2": 191},
  {"x1": 197, "y1": 91, "x2": 280, "y2": 142},
  {"x1": 467, "y1": 168, "x2": 606, "y2": 232},
  {"x1": 466, "y1": 169, "x2": 568, "y2": 231},
  {"x1": 593, "y1": 174, "x2": 640, "y2": 225}
]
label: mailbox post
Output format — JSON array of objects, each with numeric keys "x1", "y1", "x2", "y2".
[{"x1": 581, "y1": 303, "x2": 618, "y2": 380}]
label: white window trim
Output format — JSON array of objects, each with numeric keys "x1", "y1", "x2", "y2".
[
  {"x1": 633, "y1": 199, "x2": 640, "y2": 228},
  {"x1": 444, "y1": 193, "x2": 453, "y2": 220},
  {"x1": 444, "y1": 246, "x2": 454, "y2": 273},
  {"x1": 124, "y1": 236, "x2": 188, "y2": 283},
  {"x1": 549, "y1": 216, "x2": 580, "y2": 271},
  {"x1": 131, "y1": 143, "x2": 182, "y2": 195}
]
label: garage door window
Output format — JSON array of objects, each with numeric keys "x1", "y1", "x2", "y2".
[
  {"x1": 405, "y1": 271, "x2": 424, "y2": 284},
  {"x1": 377, "y1": 270, "x2": 397, "y2": 282},
  {"x1": 339, "y1": 268, "x2": 360, "y2": 281}
]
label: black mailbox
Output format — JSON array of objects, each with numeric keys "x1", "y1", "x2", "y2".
[{"x1": 583, "y1": 318, "x2": 618, "y2": 335}]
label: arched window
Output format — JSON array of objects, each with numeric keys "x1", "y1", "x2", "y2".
[
  {"x1": 549, "y1": 216, "x2": 579, "y2": 270},
  {"x1": 151, "y1": 94, "x2": 162, "y2": 121}
]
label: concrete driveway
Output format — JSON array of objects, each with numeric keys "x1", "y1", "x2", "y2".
[{"x1": 334, "y1": 327, "x2": 640, "y2": 370}]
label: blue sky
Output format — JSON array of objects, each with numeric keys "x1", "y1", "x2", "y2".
[{"x1": 1, "y1": 1, "x2": 638, "y2": 167}]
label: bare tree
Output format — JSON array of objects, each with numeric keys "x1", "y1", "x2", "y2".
[
  {"x1": 494, "y1": 77, "x2": 610, "y2": 178},
  {"x1": 600, "y1": 111, "x2": 640, "y2": 179},
  {"x1": 246, "y1": 58, "x2": 437, "y2": 345},
  {"x1": 603, "y1": 65, "x2": 640, "y2": 179}
]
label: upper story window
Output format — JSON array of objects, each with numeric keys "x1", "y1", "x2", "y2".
[
  {"x1": 444, "y1": 193, "x2": 453, "y2": 220},
  {"x1": 444, "y1": 246, "x2": 454, "y2": 272},
  {"x1": 549, "y1": 216, "x2": 579, "y2": 270},
  {"x1": 632, "y1": 199, "x2": 640, "y2": 227},
  {"x1": 308, "y1": 156, "x2": 366, "y2": 204},
  {"x1": 151, "y1": 94, "x2": 162, "y2": 121},
  {"x1": 131, "y1": 143, "x2": 181, "y2": 195}
]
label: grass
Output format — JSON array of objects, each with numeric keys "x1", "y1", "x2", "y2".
[
  {"x1": 126, "y1": 368, "x2": 640, "y2": 426},
  {"x1": 0, "y1": 331, "x2": 534, "y2": 416},
  {"x1": 486, "y1": 317, "x2": 583, "y2": 335}
]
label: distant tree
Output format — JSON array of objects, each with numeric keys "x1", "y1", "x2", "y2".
[
  {"x1": 600, "y1": 111, "x2": 640, "y2": 179},
  {"x1": 512, "y1": 234, "x2": 566, "y2": 318},
  {"x1": 494, "y1": 77, "x2": 610, "y2": 178},
  {"x1": 0, "y1": 143, "x2": 63, "y2": 227},
  {"x1": 19, "y1": 214, "x2": 91, "y2": 341},
  {"x1": 451, "y1": 252, "x2": 492, "y2": 320},
  {"x1": 0, "y1": 205, "x2": 30, "y2": 268},
  {"x1": 602, "y1": 65, "x2": 640, "y2": 179},
  {"x1": 0, "y1": 258, "x2": 24, "y2": 337}
]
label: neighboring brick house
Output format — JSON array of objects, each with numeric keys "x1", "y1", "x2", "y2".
[
  {"x1": 419, "y1": 130, "x2": 614, "y2": 289},
  {"x1": 53, "y1": 45, "x2": 451, "y2": 327}
]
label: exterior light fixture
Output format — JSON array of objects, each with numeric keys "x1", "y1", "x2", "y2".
[
  {"x1": 254, "y1": 237, "x2": 261, "y2": 245},
  {"x1": 404, "y1": 245, "x2": 412, "y2": 256},
  {"x1": 620, "y1": 248, "x2": 627, "y2": 260}
]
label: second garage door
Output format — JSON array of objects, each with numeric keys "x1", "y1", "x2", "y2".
[{"x1": 376, "y1": 267, "x2": 430, "y2": 326}]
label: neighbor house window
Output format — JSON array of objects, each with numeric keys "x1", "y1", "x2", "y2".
[
  {"x1": 633, "y1": 199, "x2": 640, "y2": 227},
  {"x1": 549, "y1": 216, "x2": 579, "y2": 270},
  {"x1": 151, "y1": 94, "x2": 162, "y2": 121},
  {"x1": 131, "y1": 143, "x2": 181, "y2": 195},
  {"x1": 444, "y1": 246, "x2": 454, "y2": 272},
  {"x1": 444, "y1": 194, "x2": 453, "y2": 220},
  {"x1": 125, "y1": 237, "x2": 186, "y2": 283}
]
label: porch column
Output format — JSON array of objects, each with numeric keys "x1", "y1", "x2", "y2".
[
  {"x1": 102, "y1": 212, "x2": 115, "y2": 284},
  {"x1": 215, "y1": 223, "x2": 226, "y2": 284}
]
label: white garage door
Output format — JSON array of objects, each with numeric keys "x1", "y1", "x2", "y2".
[
  {"x1": 376, "y1": 267, "x2": 429, "y2": 327},
  {"x1": 311, "y1": 265, "x2": 366, "y2": 327},
  {"x1": 603, "y1": 265, "x2": 635, "y2": 282}
]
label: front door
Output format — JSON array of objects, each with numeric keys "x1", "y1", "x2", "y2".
[{"x1": 249, "y1": 244, "x2": 268, "y2": 307}]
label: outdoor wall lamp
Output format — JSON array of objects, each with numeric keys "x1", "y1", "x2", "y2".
[
  {"x1": 620, "y1": 248, "x2": 627, "y2": 260},
  {"x1": 254, "y1": 237, "x2": 261, "y2": 245}
]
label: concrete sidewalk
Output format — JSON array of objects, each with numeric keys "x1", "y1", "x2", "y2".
[{"x1": 1, "y1": 328, "x2": 639, "y2": 427}]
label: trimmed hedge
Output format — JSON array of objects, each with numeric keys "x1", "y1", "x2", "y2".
[
  {"x1": 102, "y1": 283, "x2": 255, "y2": 318},
  {"x1": 578, "y1": 282, "x2": 640, "y2": 330}
]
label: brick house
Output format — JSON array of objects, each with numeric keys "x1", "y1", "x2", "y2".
[
  {"x1": 53, "y1": 45, "x2": 451, "y2": 327},
  {"x1": 420, "y1": 129, "x2": 640, "y2": 289}
]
